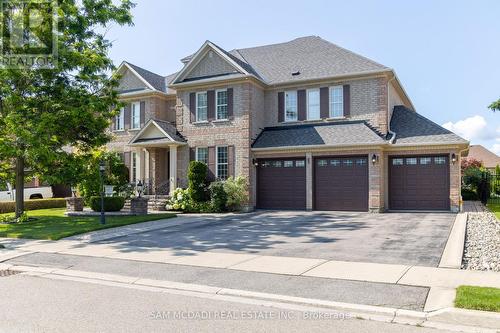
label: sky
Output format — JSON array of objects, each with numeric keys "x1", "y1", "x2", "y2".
[{"x1": 106, "y1": 0, "x2": 500, "y2": 154}]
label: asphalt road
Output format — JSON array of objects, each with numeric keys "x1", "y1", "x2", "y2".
[
  {"x1": 0, "y1": 274, "x2": 454, "y2": 333},
  {"x1": 97, "y1": 210, "x2": 456, "y2": 266}
]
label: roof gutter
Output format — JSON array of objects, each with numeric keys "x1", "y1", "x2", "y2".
[{"x1": 387, "y1": 74, "x2": 397, "y2": 144}]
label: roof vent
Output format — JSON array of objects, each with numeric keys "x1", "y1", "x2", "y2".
[{"x1": 291, "y1": 71, "x2": 301, "y2": 76}]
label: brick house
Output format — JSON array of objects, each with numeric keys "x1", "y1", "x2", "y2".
[{"x1": 109, "y1": 36, "x2": 468, "y2": 212}]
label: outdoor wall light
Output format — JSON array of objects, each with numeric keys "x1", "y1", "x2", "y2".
[
  {"x1": 252, "y1": 159, "x2": 259, "y2": 167},
  {"x1": 451, "y1": 153, "x2": 457, "y2": 164},
  {"x1": 136, "y1": 180, "x2": 143, "y2": 198},
  {"x1": 371, "y1": 154, "x2": 379, "y2": 165}
]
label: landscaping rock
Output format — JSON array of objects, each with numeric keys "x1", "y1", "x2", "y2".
[{"x1": 462, "y1": 210, "x2": 500, "y2": 272}]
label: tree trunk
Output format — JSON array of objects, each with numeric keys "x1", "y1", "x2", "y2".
[{"x1": 15, "y1": 156, "x2": 25, "y2": 218}]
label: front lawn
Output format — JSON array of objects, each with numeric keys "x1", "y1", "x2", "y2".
[
  {"x1": 486, "y1": 201, "x2": 500, "y2": 220},
  {"x1": 455, "y1": 285, "x2": 500, "y2": 312},
  {"x1": 0, "y1": 208, "x2": 176, "y2": 240}
]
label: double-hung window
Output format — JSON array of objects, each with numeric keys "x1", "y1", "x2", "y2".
[
  {"x1": 285, "y1": 91, "x2": 297, "y2": 122},
  {"x1": 131, "y1": 152, "x2": 138, "y2": 183},
  {"x1": 329, "y1": 86, "x2": 344, "y2": 118},
  {"x1": 131, "y1": 102, "x2": 140, "y2": 129},
  {"x1": 116, "y1": 107, "x2": 125, "y2": 131},
  {"x1": 216, "y1": 146, "x2": 228, "y2": 180},
  {"x1": 307, "y1": 89, "x2": 320, "y2": 120},
  {"x1": 196, "y1": 147, "x2": 208, "y2": 165},
  {"x1": 196, "y1": 92, "x2": 208, "y2": 122},
  {"x1": 216, "y1": 89, "x2": 228, "y2": 120}
]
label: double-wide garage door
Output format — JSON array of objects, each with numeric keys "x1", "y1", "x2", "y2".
[
  {"x1": 256, "y1": 156, "x2": 368, "y2": 211},
  {"x1": 389, "y1": 155, "x2": 450, "y2": 210}
]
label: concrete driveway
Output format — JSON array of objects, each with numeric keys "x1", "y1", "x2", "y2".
[{"x1": 98, "y1": 211, "x2": 456, "y2": 267}]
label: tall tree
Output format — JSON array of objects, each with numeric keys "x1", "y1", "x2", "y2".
[
  {"x1": 0, "y1": 0, "x2": 134, "y2": 218},
  {"x1": 489, "y1": 99, "x2": 500, "y2": 112}
]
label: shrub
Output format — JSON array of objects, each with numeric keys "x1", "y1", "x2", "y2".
[
  {"x1": 0, "y1": 198, "x2": 67, "y2": 214},
  {"x1": 167, "y1": 188, "x2": 190, "y2": 211},
  {"x1": 223, "y1": 176, "x2": 248, "y2": 211},
  {"x1": 89, "y1": 196, "x2": 125, "y2": 212},
  {"x1": 461, "y1": 188, "x2": 478, "y2": 201},
  {"x1": 188, "y1": 161, "x2": 209, "y2": 203},
  {"x1": 209, "y1": 181, "x2": 227, "y2": 213}
]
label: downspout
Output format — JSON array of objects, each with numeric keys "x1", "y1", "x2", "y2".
[{"x1": 387, "y1": 74, "x2": 397, "y2": 144}]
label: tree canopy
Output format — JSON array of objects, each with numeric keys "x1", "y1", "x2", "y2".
[{"x1": 0, "y1": 0, "x2": 135, "y2": 216}]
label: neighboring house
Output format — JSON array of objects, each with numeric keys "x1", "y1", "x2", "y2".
[
  {"x1": 466, "y1": 145, "x2": 500, "y2": 172},
  {"x1": 109, "y1": 36, "x2": 468, "y2": 212}
]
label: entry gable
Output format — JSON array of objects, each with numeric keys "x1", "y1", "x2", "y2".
[
  {"x1": 171, "y1": 41, "x2": 250, "y2": 84},
  {"x1": 128, "y1": 119, "x2": 185, "y2": 146}
]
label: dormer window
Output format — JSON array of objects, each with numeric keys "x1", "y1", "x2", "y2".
[{"x1": 196, "y1": 91, "x2": 208, "y2": 122}]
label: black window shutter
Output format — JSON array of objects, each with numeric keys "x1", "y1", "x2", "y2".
[
  {"x1": 124, "y1": 104, "x2": 131, "y2": 130},
  {"x1": 297, "y1": 90, "x2": 306, "y2": 121},
  {"x1": 140, "y1": 101, "x2": 146, "y2": 127},
  {"x1": 208, "y1": 146, "x2": 216, "y2": 181},
  {"x1": 207, "y1": 90, "x2": 215, "y2": 121},
  {"x1": 189, "y1": 92, "x2": 196, "y2": 123},
  {"x1": 190, "y1": 147, "x2": 196, "y2": 161},
  {"x1": 320, "y1": 87, "x2": 329, "y2": 119},
  {"x1": 228, "y1": 146, "x2": 235, "y2": 178},
  {"x1": 227, "y1": 88, "x2": 234, "y2": 119},
  {"x1": 277, "y1": 92, "x2": 284, "y2": 123},
  {"x1": 343, "y1": 85, "x2": 351, "y2": 117}
]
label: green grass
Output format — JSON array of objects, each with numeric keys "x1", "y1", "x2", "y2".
[
  {"x1": 455, "y1": 286, "x2": 500, "y2": 312},
  {"x1": 486, "y1": 202, "x2": 500, "y2": 220},
  {"x1": 0, "y1": 208, "x2": 176, "y2": 240}
]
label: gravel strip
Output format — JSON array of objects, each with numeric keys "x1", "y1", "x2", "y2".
[{"x1": 461, "y1": 210, "x2": 500, "y2": 271}]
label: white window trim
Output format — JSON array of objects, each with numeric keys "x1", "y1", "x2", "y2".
[
  {"x1": 195, "y1": 91, "x2": 208, "y2": 122},
  {"x1": 306, "y1": 88, "x2": 320, "y2": 120},
  {"x1": 329, "y1": 86, "x2": 344, "y2": 119},
  {"x1": 130, "y1": 102, "x2": 141, "y2": 129},
  {"x1": 196, "y1": 147, "x2": 209, "y2": 164},
  {"x1": 115, "y1": 107, "x2": 125, "y2": 131},
  {"x1": 215, "y1": 89, "x2": 228, "y2": 120},
  {"x1": 216, "y1": 146, "x2": 228, "y2": 179},
  {"x1": 131, "y1": 152, "x2": 139, "y2": 183},
  {"x1": 284, "y1": 90, "x2": 298, "y2": 122}
]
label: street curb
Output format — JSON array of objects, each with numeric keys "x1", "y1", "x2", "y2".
[
  {"x1": 8, "y1": 264, "x2": 500, "y2": 332},
  {"x1": 439, "y1": 212, "x2": 467, "y2": 269}
]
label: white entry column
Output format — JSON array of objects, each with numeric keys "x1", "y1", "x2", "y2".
[{"x1": 169, "y1": 145, "x2": 177, "y2": 195}]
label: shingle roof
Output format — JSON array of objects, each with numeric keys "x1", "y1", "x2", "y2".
[
  {"x1": 125, "y1": 62, "x2": 166, "y2": 92},
  {"x1": 467, "y1": 145, "x2": 500, "y2": 168},
  {"x1": 390, "y1": 106, "x2": 468, "y2": 145},
  {"x1": 252, "y1": 121, "x2": 386, "y2": 149},
  {"x1": 154, "y1": 119, "x2": 185, "y2": 142},
  {"x1": 229, "y1": 36, "x2": 389, "y2": 84}
]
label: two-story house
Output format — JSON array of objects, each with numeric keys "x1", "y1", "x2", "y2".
[{"x1": 110, "y1": 36, "x2": 468, "y2": 212}]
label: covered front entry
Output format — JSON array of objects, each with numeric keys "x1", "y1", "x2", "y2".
[
  {"x1": 389, "y1": 155, "x2": 450, "y2": 210},
  {"x1": 257, "y1": 158, "x2": 306, "y2": 210},
  {"x1": 314, "y1": 156, "x2": 369, "y2": 211}
]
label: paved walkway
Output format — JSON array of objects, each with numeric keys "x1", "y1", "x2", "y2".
[
  {"x1": 2, "y1": 239, "x2": 499, "y2": 290},
  {"x1": 462, "y1": 201, "x2": 488, "y2": 213}
]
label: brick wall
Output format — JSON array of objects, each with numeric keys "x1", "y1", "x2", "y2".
[{"x1": 262, "y1": 77, "x2": 389, "y2": 134}]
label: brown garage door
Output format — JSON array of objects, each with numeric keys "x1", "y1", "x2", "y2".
[
  {"x1": 389, "y1": 156, "x2": 450, "y2": 210},
  {"x1": 314, "y1": 156, "x2": 369, "y2": 211},
  {"x1": 257, "y1": 158, "x2": 306, "y2": 210}
]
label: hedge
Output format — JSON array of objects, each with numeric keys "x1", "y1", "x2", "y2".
[
  {"x1": 89, "y1": 196, "x2": 125, "y2": 212},
  {"x1": 0, "y1": 198, "x2": 67, "y2": 214}
]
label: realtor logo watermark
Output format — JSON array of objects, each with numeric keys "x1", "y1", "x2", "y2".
[{"x1": 0, "y1": 0, "x2": 58, "y2": 69}]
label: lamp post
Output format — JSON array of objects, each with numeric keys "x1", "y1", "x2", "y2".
[
  {"x1": 99, "y1": 160, "x2": 106, "y2": 225},
  {"x1": 136, "y1": 180, "x2": 143, "y2": 198}
]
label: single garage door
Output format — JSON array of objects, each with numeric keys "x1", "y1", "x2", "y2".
[
  {"x1": 314, "y1": 156, "x2": 369, "y2": 211},
  {"x1": 257, "y1": 158, "x2": 306, "y2": 210},
  {"x1": 389, "y1": 156, "x2": 450, "y2": 210}
]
